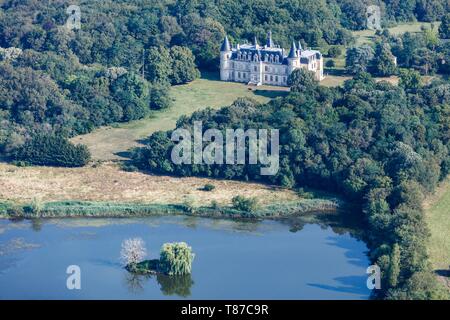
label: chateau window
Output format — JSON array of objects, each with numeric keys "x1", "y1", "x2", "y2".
[
  {"x1": 283, "y1": 77, "x2": 286, "y2": 83},
  {"x1": 238, "y1": 72, "x2": 241, "y2": 78},
  {"x1": 270, "y1": 75, "x2": 273, "y2": 81},
  {"x1": 265, "y1": 75, "x2": 268, "y2": 81},
  {"x1": 254, "y1": 66, "x2": 257, "y2": 72},
  {"x1": 265, "y1": 66, "x2": 268, "y2": 72},
  {"x1": 275, "y1": 76, "x2": 278, "y2": 82}
]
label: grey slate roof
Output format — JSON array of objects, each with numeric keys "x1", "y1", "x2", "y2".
[
  {"x1": 221, "y1": 36, "x2": 231, "y2": 52},
  {"x1": 288, "y1": 41, "x2": 297, "y2": 58}
]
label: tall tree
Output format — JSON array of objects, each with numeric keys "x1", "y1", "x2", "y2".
[
  {"x1": 439, "y1": 13, "x2": 450, "y2": 39},
  {"x1": 374, "y1": 42, "x2": 397, "y2": 76},
  {"x1": 346, "y1": 45, "x2": 374, "y2": 74},
  {"x1": 146, "y1": 46, "x2": 173, "y2": 84},
  {"x1": 169, "y1": 46, "x2": 200, "y2": 85}
]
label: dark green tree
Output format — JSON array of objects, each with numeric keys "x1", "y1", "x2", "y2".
[
  {"x1": 345, "y1": 45, "x2": 374, "y2": 74},
  {"x1": 14, "y1": 133, "x2": 91, "y2": 167},
  {"x1": 150, "y1": 83, "x2": 173, "y2": 110},
  {"x1": 398, "y1": 69, "x2": 422, "y2": 91},
  {"x1": 112, "y1": 73, "x2": 150, "y2": 121},
  {"x1": 374, "y1": 42, "x2": 397, "y2": 76},
  {"x1": 169, "y1": 46, "x2": 200, "y2": 85},
  {"x1": 146, "y1": 46, "x2": 172, "y2": 84},
  {"x1": 287, "y1": 68, "x2": 318, "y2": 92},
  {"x1": 438, "y1": 13, "x2": 450, "y2": 39}
]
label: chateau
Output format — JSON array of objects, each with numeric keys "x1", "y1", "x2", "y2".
[{"x1": 220, "y1": 31, "x2": 324, "y2": 87}]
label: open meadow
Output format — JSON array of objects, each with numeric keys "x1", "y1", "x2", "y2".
[
  {"x1": 0, "y1": 162, "x2": 298, "y2": 207},
  {"x1": 424, "y1": 177, "x2": 450, "y2": 290},
  {"x1": 71, "y1": 73, "x2": 288, "y2": 161}
]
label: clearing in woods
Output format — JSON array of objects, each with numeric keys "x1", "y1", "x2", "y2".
[
  {"x1": 423, "y1": 177, "x2": 450, "y2": 290},
  {"x1": 71, "y1": 73, "x2": 288, "y2": 161}
]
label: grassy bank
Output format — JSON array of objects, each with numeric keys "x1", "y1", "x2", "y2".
[
  {"x1": 71, "y1": 73, "x2": 288, "y2": 161},
  {"x1": 0, "y1": 198, "x2": 340, "y2": 220},
  {"x1": 0, "y1": 162, "x2": 299, "y2": 207},
  {"x1": 424, "y1": 177, "x2": 450, "y2": 290}
]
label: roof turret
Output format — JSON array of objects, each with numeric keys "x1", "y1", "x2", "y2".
[
  {"x1": 288, "y1": 41, "x2": 297, "y2": 58},
  {"x1": 267, "y1": 30, "x2": 274, "y2": 47},
  {"x1": 221, "y1": 35, "x2": 231, "y2": 52}
]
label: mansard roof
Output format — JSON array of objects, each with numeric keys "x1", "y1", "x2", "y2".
[{"x1": 226, "y1": 34, "x2": 321, "y2": 66}]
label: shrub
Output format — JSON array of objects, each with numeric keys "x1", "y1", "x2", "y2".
[
  {"x1": 23, "y1": 198, "x2": 43, "y2": 217},
  {"x1": 200, "y1": 184, "x2": 215, "y2": 191},
  {"x1": 14, "y1": 133, "x2": 91, "y2": 167},
  {"x1": 231, "y1": 196, "x2": 258, "y2": 212},
  {"x1": 6, "y1": 205, "x2": 25, "y2": 218},
  {"x1": 159, "y1": 242, "x2": 195, "y2": 276},
  {"x1": 325, "y1": 60, "x2": 335, "y2": 68},
  {"x1": 327, "y1": 46, "x2": 342, "y2": 58},
  {"x1": 181, "y1": 198, "x2": 196, "y2": 213},
  {"x1": 150, "y1": 83, "x2": 173, "y2": 110},
  {"x1": 296, "y1": 188, "x2": 314, "y2": 199},
  {"x1": 210, "y1": 200, "x2": 220, "y2": 209}
]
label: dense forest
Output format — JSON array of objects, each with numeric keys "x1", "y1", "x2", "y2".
[
  {"x1": 345, "y1": 23, "x2": 450, "y2": 77},
  {"x1": 1, "y1": 0, "x2": 450, "y2": 164},
  {"x1": 133, "y1": 71, "x2": 450, "y2": 299},
  {"x1": 0, "y1": 0, "x2": 449, "y2": 300}
]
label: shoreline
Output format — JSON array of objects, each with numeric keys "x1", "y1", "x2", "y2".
[{"x1": 0, "y1": 198, "x2": 341, "y2": 220}]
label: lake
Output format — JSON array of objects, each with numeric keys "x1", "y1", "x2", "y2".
[{"x1": 0, "y1": 214, "x2": 372, "y2": 299}]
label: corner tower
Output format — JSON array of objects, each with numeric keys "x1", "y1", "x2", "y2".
[
  {"x1": 220, "y1": 35, "x2": 232, "y2": 81},
  {"x1": 287, "y1": 41, "x2": 298, "y2": 75}
]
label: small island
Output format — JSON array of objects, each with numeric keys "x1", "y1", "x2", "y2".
[{"x1": 121, "y1": 239, "x2": 195, "y2": 276}]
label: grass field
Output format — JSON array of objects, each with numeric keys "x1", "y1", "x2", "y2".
[
  {"x1": 424, "y1": 177, "x2": 450, "y2": 288},
  {"x1": 71, "y1": 73, "x2": 288, "y2": 161},
  {"x1": 352, "y1": 22, "x2": 439, "y2": 46},
  {"x1": 0, "y1": 162, "x2": 299, "y2": 207}
]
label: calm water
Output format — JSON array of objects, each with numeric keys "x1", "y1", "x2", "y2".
[{"x1": 0, "y1": 215, "x2": 371, "y2": 299}]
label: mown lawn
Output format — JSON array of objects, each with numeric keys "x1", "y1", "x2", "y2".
[
  {"x1": 424, "y1": 178, "x2": 450, "y2": 273},
  {"x1": 71, "y1": 72, "x2": 287, "y2": 160}
]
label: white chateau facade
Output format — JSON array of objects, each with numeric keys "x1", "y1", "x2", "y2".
[{"x1": 220, "y1": 31, "x2": 324, "y2": 87}]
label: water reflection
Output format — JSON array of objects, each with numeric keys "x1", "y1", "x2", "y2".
[
  {"x1": 0, "y1": 214, "x2": 370, "y2": 299},
  {"x1": 308, "y1": 275, "x2": 371, "y2": 297},
  {"x1": 123, "y1": 272, "x2": 194, "y2": 297},
  {"x1": 123, "y1": 272, "x2": 150, "y2": 295},
  {"x1": 157, "y1": 273, "x2": 194, "y2": 297}
]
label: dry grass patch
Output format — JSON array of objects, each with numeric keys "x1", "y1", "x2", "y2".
[{"x1": 0, "y1": 162, "x2": 299, "y2": 207}]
